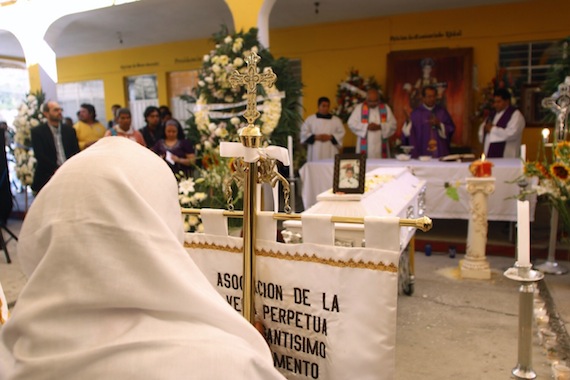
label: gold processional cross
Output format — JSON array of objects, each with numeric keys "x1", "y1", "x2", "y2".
[
  {"x1": 226, "y1": 51, "x2": 283, "y2": 324},
  {"x1": 229, "y1": 51, "x2": 277, "y2": 146}
]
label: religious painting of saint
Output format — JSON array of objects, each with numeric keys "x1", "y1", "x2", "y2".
[
  {"x1": 387, "y1": 48, "x2": 473, "y2": 147},
  {"x1": 333, "y1": 153, "x2": 366, "y2": 194}
]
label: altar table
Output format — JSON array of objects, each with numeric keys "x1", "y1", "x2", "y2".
[{"x1": 300, "y1": 158, "x2": 536, "y2": 222}]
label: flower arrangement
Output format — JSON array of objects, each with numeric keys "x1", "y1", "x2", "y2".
[
  {"x1": 520, "y1": 36, "x2": 570, "y2": 237},
  {"x1": 11, "y1": 91, "x2": 45, "y2": 187},
  {"x1": 177, "y1": 174, "x2": 208, "y2": 233},
  {"x1": 184, "y1": 26, "x2": 302, "y2": 152},
  {"x1": 523, "y1": 141, "x2": 570, "y2": 237},
  {"x1": 177, "y1": 156, "x2": 243, "y2": 232},
  {"x1": 333, "y1": 69, "x2": 380, "y2": 123},
  {"x1": 473, "y1": 67, "x2": 517, "y2": 122},
  {"x1": 179, "y1": 26, "x2": 302, "y2": 218}
]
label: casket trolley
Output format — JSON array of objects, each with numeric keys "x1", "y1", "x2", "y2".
[{"x1": 282, "y1": 167, "x2": 428, "y2": 295}]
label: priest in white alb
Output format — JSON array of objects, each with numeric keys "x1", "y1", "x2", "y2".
[{"x1": 301, "y1": 96, "x2": 345, "y2": 161}]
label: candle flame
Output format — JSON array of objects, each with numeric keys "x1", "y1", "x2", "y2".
[
  {"x1": 481, "y1": 153, "x2": 486, "y2": 161},
  {"x1": 542, "y1": 128, "x2": 550, "y2": 140}
]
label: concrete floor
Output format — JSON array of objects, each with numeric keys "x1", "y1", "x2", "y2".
[{"x1": 2, "y1": 189, "x2": 569, "y2": 379}]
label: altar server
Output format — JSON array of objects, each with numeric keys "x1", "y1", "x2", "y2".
[
  {"x1": 0, "y1": 137, "x2": 284, "y2": 380},
  {"x1": 478, "y1": 88, "x2": 525, "y2": 158},
  {"x1": 301, "y1": 96, "x2": 345, "y2": 161},
  {"x1": 348, "y1": 88, "x2": 396, "y2": 158}
]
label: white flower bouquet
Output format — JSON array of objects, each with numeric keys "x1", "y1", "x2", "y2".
[{"x1": 11, "y1": 91, "x2": 45, "y2": 187}]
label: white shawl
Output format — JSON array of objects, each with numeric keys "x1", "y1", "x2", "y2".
[{"x1": 0, "y1": 137, "x2": 283, "y2": 380}]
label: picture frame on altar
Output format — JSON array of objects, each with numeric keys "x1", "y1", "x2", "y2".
[
  {"x1": 386, "y1": 48, "x2": 473, "y2": 147},
  {"x1": 333, "y1": 153, "x2": 366, "y2": 194}
]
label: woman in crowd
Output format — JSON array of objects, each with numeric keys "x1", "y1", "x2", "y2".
[
  {"x1": 0, "y1": 137, "x2": 284, "y2": 380},
  {"x1": 152, "y1": 119, "x2": 195, "y2": 176},
  {"x1": 104, "y1": 107, "x2": 145, "y2": 146}
]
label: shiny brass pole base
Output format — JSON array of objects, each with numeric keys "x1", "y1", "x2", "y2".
[{"x1": 512, "y1": 364, "x2": 537, "y2": 379}]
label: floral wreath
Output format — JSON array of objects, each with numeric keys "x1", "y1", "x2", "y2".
[
  {"x1": 185, "y1": 27, "x2": 301, "y2": 154},
  {"x1": 11, "y1": 91, "x2": 45, "y2": 187},
  {"x1": 177, "y1": 27, "x2": 302, "y2": 229}
]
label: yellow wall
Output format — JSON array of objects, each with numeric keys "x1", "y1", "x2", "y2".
[
  {"x1": 55, "y1": 0, "x2": 570, "y2": 158},
  {"x1": 269, "y1": 0, "x2": 570, "y2": 153},
  {"x1": 57, "y1": 38, "x2": 211, "y2": 122}
]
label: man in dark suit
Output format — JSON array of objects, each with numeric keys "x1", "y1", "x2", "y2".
[{"x1": 31, "y1": 101, "x2": 80, "y2": 193}]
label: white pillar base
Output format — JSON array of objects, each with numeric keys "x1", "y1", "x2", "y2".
[
  {"x1": 461, "y1": 177, "x2": 495, "y2": 280},
  {"x1": 459, "y1": 258, "x2": 491, "y2": 280}
]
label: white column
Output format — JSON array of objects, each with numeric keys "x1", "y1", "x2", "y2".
[
  {"x1": 0, "y1": 0, "x2": 139, "y2": 97},
  {"x1": 257, "y1": 0, "x2": 276, "y2": 49},
  {"x1": 460, "y1": 177, "x2": 495, "y2": 280}
]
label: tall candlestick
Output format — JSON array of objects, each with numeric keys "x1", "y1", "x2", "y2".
[
  {"x1": 287, "y1": 135, "x2": 294, "y2": 179},
  {"x1": 517, "y1": 200, "x2": 530, "y2": 266}
]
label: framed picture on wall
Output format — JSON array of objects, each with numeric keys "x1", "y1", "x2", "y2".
[
  {"x1": 386, "y1": 48, "x2": 473, "y2": 147},
  {"x1": 520, "y1": 83, "x2": 551, "y2": 126},
  {"x1": 333, "y1": 153, "x2": 366, "y2": 194}
]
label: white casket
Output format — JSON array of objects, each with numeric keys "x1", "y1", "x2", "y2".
[{"x1": 284, "y1": 167, "x2": 427, "y2": 251}]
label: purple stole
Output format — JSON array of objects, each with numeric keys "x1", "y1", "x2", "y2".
[
  {"x1": 486, "y1": 106, "x2": 516, "y2": 158},
  {"x1": 360, "y1": 103, "x2": 387, "y2": 156}
]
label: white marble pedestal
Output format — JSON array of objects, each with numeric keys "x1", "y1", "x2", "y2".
[{"x1": 460, "y1": 177, "x2": 496, "y2": 280}]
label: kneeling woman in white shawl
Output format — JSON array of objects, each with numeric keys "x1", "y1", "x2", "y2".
[{"x1": 0, "y1": 137, "x2": 284, "y2": 380}]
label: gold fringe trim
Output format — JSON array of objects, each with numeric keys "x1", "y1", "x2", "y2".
[
  {"x1": 185, "y1": 241, "x2": 398, "y2": 273},
  {"x1": 185, "y1": 241, "x2": 242, "y2": 253}
]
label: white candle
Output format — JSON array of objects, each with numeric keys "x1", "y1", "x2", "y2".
[
  {"x1": 287, "y1": 135, "x2": 294, "y2": 179},
  {"x1": 541, "y1": 128, "x2": 550, "y2": 145},
  {"x1": 520, "y1": 144, "x2": 526, "y2": 162},
  {"x1": 517, "y1": 200, "x2": 530, "y2": 266}
]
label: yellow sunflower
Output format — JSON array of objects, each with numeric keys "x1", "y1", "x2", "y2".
[
  {"x1": 550, "y1": 162, "x2": 570, "y2": 183},
  {"x1": 554, "y1": 141, "x2": 570, "y2": 161}
]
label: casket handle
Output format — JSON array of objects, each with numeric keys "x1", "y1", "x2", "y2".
[{"x1": 181, "y1": 208, "x2": 433, "y2": 232}]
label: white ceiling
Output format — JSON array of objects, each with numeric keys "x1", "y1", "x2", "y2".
[{"x1": 0, "y1": 0, "x2": 526, "y2": 60}]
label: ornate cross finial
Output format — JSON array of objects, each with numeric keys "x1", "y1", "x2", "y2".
[
  {"x1": 542, "y1": 76, "x2": 570, "y2": 141},
  {"x1": 229, "y1": 51, "x2": 277, "y2": 147}
]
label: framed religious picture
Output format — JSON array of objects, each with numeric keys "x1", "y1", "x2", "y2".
[
  {"x1": 333, "y1": 153, "x2": 366, "y2": 194},
  {"x1": 386, "y1": 48, "x2": 473, "y2": 147},
  {"x1": 520, "y1": 83, "x2": 550, "y2": 126}
]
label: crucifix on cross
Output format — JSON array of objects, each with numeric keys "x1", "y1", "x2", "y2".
[
  {"x1": 542, "y1": 76, "x2": 570, "y2": 141},
  {"x1": 229, "y1": 51, "x2": 277, "y2": 138}
]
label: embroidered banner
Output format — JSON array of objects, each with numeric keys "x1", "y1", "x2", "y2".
[{"x1": 185, "y1": 233, "x2": 399, "y2": 380}]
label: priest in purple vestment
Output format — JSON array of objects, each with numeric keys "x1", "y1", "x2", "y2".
[
  {"x1": 404, "y1": 86, "x2": 455, "y2": 158},
  {"x1": 477, "y1": 88, "x2": 525, "y2": 158}
]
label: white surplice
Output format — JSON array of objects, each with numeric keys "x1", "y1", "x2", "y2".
[{"x1": 300, "y1": 114, "x2": 345, "y2": 161}]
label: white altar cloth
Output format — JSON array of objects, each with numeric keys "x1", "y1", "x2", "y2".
[{"x1": 300, "y1": 158, "x2": 536, "y2": 222}]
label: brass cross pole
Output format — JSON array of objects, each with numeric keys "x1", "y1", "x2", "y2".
[
  {"x1": 228, "y1": 51, "x2": 277, "y2": 323},
  {"x1": 229, "y1": 51, "x2": 277, "y2": 145}
]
